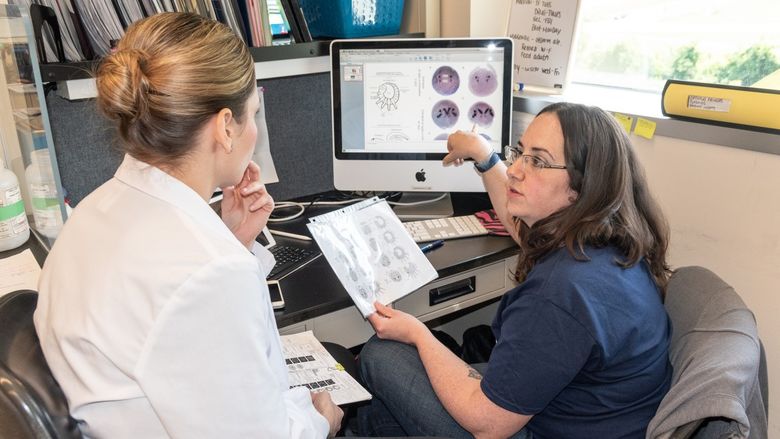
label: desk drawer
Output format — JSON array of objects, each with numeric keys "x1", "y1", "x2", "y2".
[
  {"x1": 278, "y1": 320, "x2": 312, "y2": 336},
  {"x1": 312, "y1": 305, "x2": 375, "y2": 348},
  {"x1": 395, "y1": 258, "x2": 516, "y2": 323}
]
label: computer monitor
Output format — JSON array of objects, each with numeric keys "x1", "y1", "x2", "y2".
[{"x1": 330, "y1": 38, "x2": 513, "y2": 216}]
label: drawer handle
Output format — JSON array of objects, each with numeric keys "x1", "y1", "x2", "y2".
[{"x1": 429, "y1": 276, "x2": 476, "y2": 306}]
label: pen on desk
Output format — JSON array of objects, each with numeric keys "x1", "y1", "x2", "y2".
[
  {"x1": 420, "y1": 239, "x2": 445, "y2": 254},
  {"x1": 268, "y1": 229, "x2": 312, "y2": 241}
]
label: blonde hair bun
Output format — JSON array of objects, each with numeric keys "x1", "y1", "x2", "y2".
[
  {"x1": 94, "y1": 12, "x2": 255, "y2": 166},
  {"x1": 97, "y1": 48, "x2": 151, "y2": 124}
]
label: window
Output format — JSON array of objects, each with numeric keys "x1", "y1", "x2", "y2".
[{"x1": 571, "y1": 0, "x2": 780, "y2": 92}]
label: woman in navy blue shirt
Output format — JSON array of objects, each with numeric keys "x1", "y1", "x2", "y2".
[{"x1": 359, "y1": 102, "x2": 672, "y2": 438}]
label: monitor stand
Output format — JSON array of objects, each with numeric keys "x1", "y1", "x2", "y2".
[{"x1": 392, "y1": 192, "x2": 454, "y2": 220}]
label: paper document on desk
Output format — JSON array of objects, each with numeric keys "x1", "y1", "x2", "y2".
[
  {"x1": 0, "y1": 249, "x2": 41, "y2": 298},
  {"x1": 281, "y1": 331, "x2": 371, "y2": 405},
  {"x1": 307, "y1": 197, "x2": 438, "y2": 317},
  {"x1": 253, "y1": 87, "x2": 279, "y2": 184}
]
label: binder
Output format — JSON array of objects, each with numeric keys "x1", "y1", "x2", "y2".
[
  {"x1": 279, "y1": 0, "x2": 303, "y2": 42},
  {"x1": 288, "y1": 0, "x2": 310, "y2": 42},
  {"x1": 662, "y1": 80, "x2": 780, "y2": 134}
]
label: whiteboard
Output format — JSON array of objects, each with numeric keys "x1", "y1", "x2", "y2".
[{"x1": 506, "y1": 0, "x2": 581, "y2": 93}]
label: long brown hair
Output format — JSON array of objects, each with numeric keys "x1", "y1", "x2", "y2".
[
  {"x1": 514, "y1": 103, "x2": 671, "y2": 295},
  {"x1": 96, "y1": 12, "x2": 256, "y2": 168}
]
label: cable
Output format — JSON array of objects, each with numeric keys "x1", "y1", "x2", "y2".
[
  {"x1": 385, "y1": 193, "x2": 448, "y2": 207},
  {"x1": 214, "y1": 190, "x2": 447, "y2": 222},
  {"x1": 268, "y1": 201, "x2": 305, "y2": 222},
  {"x1": 268, "y1": 197, "x2": 367, "y2": 223}
]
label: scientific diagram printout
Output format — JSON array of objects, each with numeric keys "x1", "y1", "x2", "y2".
[
  {"x1": 307, "y1": 197, "x2": 438, "y2": 317},
  {"x1": 362, "y1": 60, "x2": 504, "y2": 154},
  {"x1": 281, "y1": 331, "x2": 371, "y2": 405}
]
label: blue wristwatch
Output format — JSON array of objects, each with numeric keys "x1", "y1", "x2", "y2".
[{"x1": 474, "y1": 151, "x2": 501, "y2": 173}]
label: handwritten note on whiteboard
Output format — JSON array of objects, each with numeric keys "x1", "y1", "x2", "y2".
[{"x1": 506, "y1": 0, "x2": 581, "y2": 92}]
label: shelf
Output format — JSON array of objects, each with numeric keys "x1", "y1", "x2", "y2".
[
  {"x1": 41, "y1": 32, "x2": 425, "y2": 82},
  {"x1": 7, "y1": 82, "x2": 37, "y2": 93}
]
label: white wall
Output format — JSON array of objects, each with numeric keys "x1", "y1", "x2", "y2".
[
  {"x1": 401, "y1": 0, "x2": 441, "y2": 37},
  {"x1": 634, "y1": 133, "x2": 779, "y2": 435},
  {"x1": 439, "y1": 0, "x2": 510, "y2": 37}
]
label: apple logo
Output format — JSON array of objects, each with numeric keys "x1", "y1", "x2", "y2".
[{"x1": 415, "y1": 169, "x2": 426, "y2": 182}]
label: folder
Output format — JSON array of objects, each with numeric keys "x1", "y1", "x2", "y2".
[{"x1": 662, "y1": 80, "x2": 780, "y2": 134}]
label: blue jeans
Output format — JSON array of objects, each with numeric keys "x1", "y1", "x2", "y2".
[{"x1": 357, "y1": 336, "x2": 531, "y2": 438}]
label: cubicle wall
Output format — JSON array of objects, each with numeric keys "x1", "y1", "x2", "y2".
[{"x1": 46, "y1": 73, "x2": 335, "y2": 206}]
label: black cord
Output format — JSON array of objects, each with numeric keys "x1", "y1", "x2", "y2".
[{"x1": 43, "y1": 82, "x2": 57, "y2": 96}]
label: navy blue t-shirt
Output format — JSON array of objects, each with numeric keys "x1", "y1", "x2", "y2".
[{"x1": 481, "y1": 245, "x2": 672, "y2": 439}]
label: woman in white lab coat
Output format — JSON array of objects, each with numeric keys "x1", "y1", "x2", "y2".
[{"x1": 34, "y1": 12, "x2": 341, "y2": 438}]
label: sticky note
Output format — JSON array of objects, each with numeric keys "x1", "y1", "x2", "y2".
[
  {"x1": 613, "y1": 113, "x2": 633, "y2": 133},
  {"x1": 634, "y1": 118, "x2": 657, "y2": 139}
]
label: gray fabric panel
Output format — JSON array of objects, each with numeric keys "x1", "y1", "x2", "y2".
[
  {"x1": 46, "y1": 94, "x2": 123, "y2": 206},
  {"x1": 259, "y1": 73, "x2": 334, "y2": 201},
  {"x1": 45, "y1": 73, "x2": 334, "y2": 206}
]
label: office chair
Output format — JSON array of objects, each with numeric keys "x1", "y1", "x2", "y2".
[
  {"x1": 0, "y1": 290, "x2": 83, "y2": 439},
  {"x1": 647, "y1": 266, "x2": 768, "y2": 439}
]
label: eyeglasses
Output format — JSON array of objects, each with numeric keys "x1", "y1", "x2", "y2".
[{"x1": 504, "y1": 145, "x2": 567, "y2": 172}]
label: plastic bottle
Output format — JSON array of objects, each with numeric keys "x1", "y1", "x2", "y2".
[
  {"x1": 0, "y1": 155, "x2": 30, "y2": 251},
  {"x1": 25, "y1": 148, "x2": 63, "y2": 239}
]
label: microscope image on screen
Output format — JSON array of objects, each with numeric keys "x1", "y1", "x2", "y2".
[
  {"x1": 331, "y1": 38, "x2": 513, "y2": 196},
  {"x1": 361, "y1": 59, "x2": 504, "y2": 154}
]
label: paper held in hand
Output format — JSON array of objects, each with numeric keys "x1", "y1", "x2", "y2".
[
  {"x1": 306, "y1": 197, "x2": 438, "y2": 317},
  {"x1": 281, "y1": 331, "x2": 371, "y2": 405}
]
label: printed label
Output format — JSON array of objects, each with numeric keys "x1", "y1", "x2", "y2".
[
  {"x1": 30, "y1": 183, "x2": 54, "y2": 198},
  {"x1": 32, "y1": 197, "x2": 60, "y2": 210},
  {"x1": 33, "y1": 206, "x2": 62, "y2": 229},
  {"x1": 1, "y1": 186, "x2": 22, "y2": 206},
  {"x1": 0, "y1": 202, "x2": 28, "y2": 239},
  {"x1": 687, "y1": 95, "x2": 731, "y2": 112},
  {"x1": 0, "y1": 200, "x2": 25, "y2": 221}
]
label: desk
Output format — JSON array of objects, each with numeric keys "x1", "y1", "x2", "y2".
[
  {"x1": 1, "y1": 193, "x2": 520, "y2": 348},
  {"x1": 269, "y1": 193, "x2": 520, "y2": 347}
]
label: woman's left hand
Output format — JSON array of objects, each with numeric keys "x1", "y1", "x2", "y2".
[
  {"x1": 367, "y1": 301, "x2": 429, "y2": 346},
  {"x1": 221, "y1": 161, "x2": 274, "y2": 249}
]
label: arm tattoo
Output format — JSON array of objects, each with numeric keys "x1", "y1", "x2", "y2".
[{"x1": 467, "y1": 366, "x2": 483, "y2": 380}]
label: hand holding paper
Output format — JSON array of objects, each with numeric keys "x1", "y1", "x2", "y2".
[{"x1": 306, "y1": 198, "x2": 438, "y2": 317}]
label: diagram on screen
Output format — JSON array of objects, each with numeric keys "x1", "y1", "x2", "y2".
[
  {"x1": 374, "y1": 82, "x2": 400, "y2": 111},
  {"x1": 469, "y1": 65, "x2": 498, "y2": 96},
  {"x1": 363, "y1": 62, "x2": 502, "y2": 152},
  {"x1": 469, "y1": 102, "x2": 495, "y2": 127},
  {"x1": 432, "y1": 65, "x2": 460, "y2": 95},
  {"x1": 431, "y1": 99, "x2": 460, "y2": 129},
  {"x1": 387, "y1": 132, "x2": 410, "y2": 142}
]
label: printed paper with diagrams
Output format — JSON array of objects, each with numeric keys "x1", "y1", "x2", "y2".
[
  {"x1": 281, "y1": 331, "x2": 371, "y2": 405},
  {"x1": 307, "y1": 198, "x2": 438, "y2": 317}
]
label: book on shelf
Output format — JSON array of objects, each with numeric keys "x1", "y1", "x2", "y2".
[
  {"x1": 278, "y1": 0, "x2": 310, "y2": 43},
  {"x1": 28, "y1": 0, "x2": 280, "y2": 61},
  {"x1": 306, "y1": 197, "x2": 438, "y2": 317},
  {"x1": 287, "y1": 0, "x2": 311, "y2": 42},
  {"x1": 281, "y1": 330, "x2": 371, "y2": 405}
]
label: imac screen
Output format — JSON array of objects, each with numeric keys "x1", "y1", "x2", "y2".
[{"x1": 330, "y1": 38, "x2": 513, "y2": 193}]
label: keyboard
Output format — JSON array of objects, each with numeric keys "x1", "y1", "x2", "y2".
[
  {"x1": 403, "y1": 215, "x2": 489, "y2": 243},
  {"x1": 267, "y1": 245, "x2": 321, "y2": 280}
]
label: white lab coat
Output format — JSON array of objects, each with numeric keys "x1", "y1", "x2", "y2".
[{"x1": 34, "y1": 155, "x2": 329, "y2": 438}]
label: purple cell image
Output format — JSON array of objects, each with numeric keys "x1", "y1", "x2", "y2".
[
  {"x1": 468, "y1": 102, "x2": 495, "y2": 127},
  {"x1": 431, "y1": 100, "x2": 459, "y2": 129},
  {"x1": 468, "y1": 66, "x2": 498, "y2": 96},
  {"x1": 434, "y1": 133, "x2": 449, "y2": 141},
  {"x1": 431, "y1": 66, "x2": 460, "y2": 96}
]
